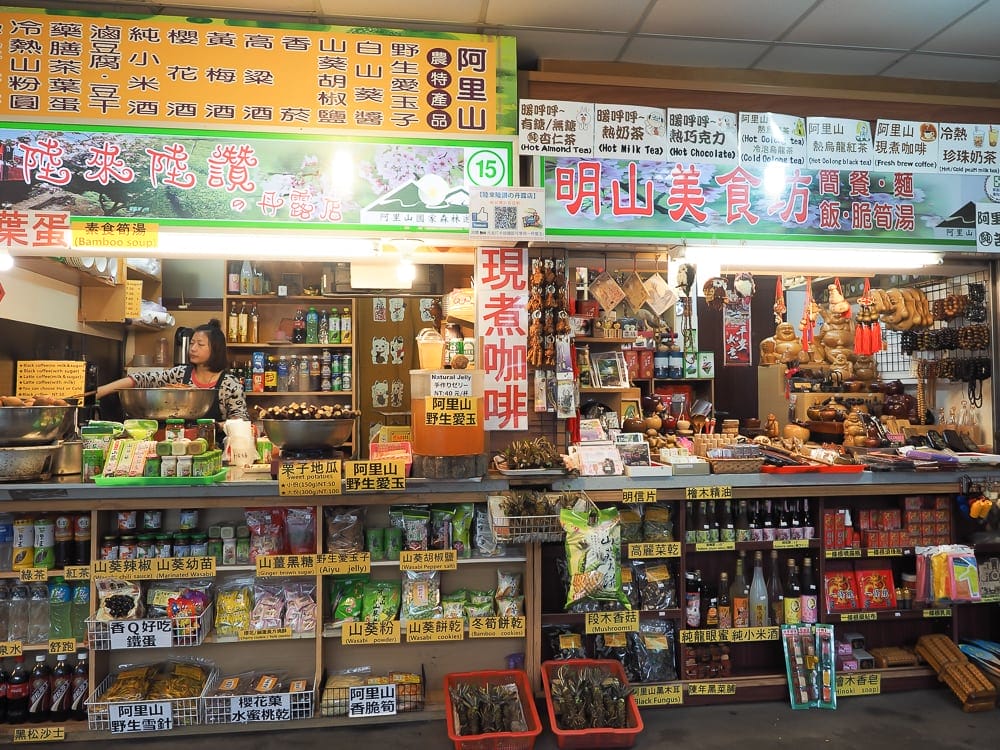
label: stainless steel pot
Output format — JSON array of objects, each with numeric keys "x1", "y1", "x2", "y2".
[
  {"x1": 0, "y1": 443, "x2": 62, "y2": 481},
  {"x1": 53, "y1": 439, "x2": 82, "y2": 475}
]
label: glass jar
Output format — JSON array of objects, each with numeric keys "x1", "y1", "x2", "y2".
[
  {"x1": 189, "y1": 532, "x2": 209, "y2": 558},
  {"x1": 100, "y1": 535, "x2": 119, "y2": 561},
  {"x1": 154, "y1": 533, "x2": 172, "y2": 559},
  {"x1": 135, "y1": 534, "x2": 155, "y2": 559},
  {"x1": 172, "y1": 533, "x2": 190, "y2": 558},
  {"x1": 207, "y1": 534, "x2": 223, "y2": 564},
  {"x1": 118, "y1": 535, "x2": 137, "y2": 560}
]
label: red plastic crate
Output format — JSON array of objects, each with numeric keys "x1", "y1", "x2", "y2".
[
  {"x1": 540, "y1": 659, "x2": 644, "y2": 750},
  {"x1": 444, "y1": 669, "x2": 542, "y2": 750}
]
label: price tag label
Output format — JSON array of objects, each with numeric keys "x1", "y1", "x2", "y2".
[
  {"x1": 0, "y1": 641, "x2": 24, "y2": 658},
  {"x1": 684, "y1": 486, "x2": 733, "y2": 501},
  {"x1": 468, "y1": 615, "x2": 526, "y2": 639},
  {"x1": 229, "y1": 693, "x2": 292, "y2": 723},
  {"x1": 836, "y1": 672, "x2": 881, "y2": 696},
  {"x1": 695, "y1": 541, "x2": 736, "y2": 552},
  {"x1": 688, "y1": 682, "x2": 736, "y2": 696},
  {"x1": 774, "y1": 539, "x2": 810, "y2": 549},
  {"x1": 825, "y1": 549, "x2": 862, "y2": 559},
  {"x1": 399, "y1": 549, "x2": 457, "y2": 571},
  {"x1": 238, "y1": 627, "x2": 293, "y2": 641},
  {"x1": 622, "y1": 488, "x2": 657, "y2": 504},
  {"x1": 348, "y1": 684, "x2": 396, "y2": 718},
  {"x1": 277, "y1": 458, "x2": 342, "y2": 497},
  {"x1": 123, "y1": 279, "x2": 142, "y2": 319},
  {"x1": 19, "y1": 568, "x2": 48, "y2": 583},
  {"x1": 679, "y1": 627, "x2": 780, "y2": 644},
  {"x1": 63, "y1": 566, "x2": 91, "y2": 581},
  {"x1": 92, "y1": 557, "x2": 216, "y2": 581},
  {"x1": 840, "y1": 612, "x2": 878, "y2": 622},
  {"x1": 405, "y1": 618, "x2": 465, "y2": 642},
  {"x1": 15, "y1": 360, "x2": 86, "y2": 399},
  {"x1": 633, "y1": 684, "x2": 684, "y2": 706},
  {"x1": 341, "y1": 620, "x2": 401, "y2": 645},
  {"x1": 585, "y1": 610, "x2": 640, "y2": 634},
  {"x1": 108, "y1": 619, "x2": 173, "y2": 649},
  {"x1": 13, "y1": 727, "x2": 66, "y2": 743},
  {"x1": 316, "y1": 552, "x2": 371, "y2": 576},
  {"x1": 108, "y1": 701, "x2": 173, "y2": 733},
  {"x1": 255, "y1": 555, "x2": 317, "y2": 577},
  {"x1": 627, "y1": 542, "x2": 681, "y2": 559},
  {"x1": 922, "y1": 608, "x2": 952, "y2": 618},
  {"x1": 866, "y1": 548, "x2": 904, "y2": 557},
  {"x1": 343, "y1": 460, "x2": 407, "y2": 493},
  {"x1": 48, "y1": 640, "x2": 77, "y2": 655}
]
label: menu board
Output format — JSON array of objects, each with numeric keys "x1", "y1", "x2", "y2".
[{"x1": 15, "y1": 360, "x2": 86, "y2": 399}]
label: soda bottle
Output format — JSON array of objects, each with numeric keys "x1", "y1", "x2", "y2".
[
  {"x1": 70, "y1": 582, "x2": 89, "y2": 643},
  {"x1": 27, "y1": 584, "x2": 49, "y2": 645},
  {"x1": 318, "y1": 309, "x2": 329, "y2": 343},
  {"x1": 0, "y1": 660, "x2": 7, "y2": 722},
  {"x1": 48, "y1": 654, "x2": 71, "y2": 722},
  {"x1": 8, "y1": 584, "x2": 28, "y2": 642},
  {"x1": 27, "y1": 654, "x2": 50, "y2": 723},
  {"x1": 48, "y1": 576, "x2": 72, "y2": 640},
  {"x1": 291, "y1": 309, "x2": 306, "y2": 344},
  {"x1": 7, "y1": 656, "x2": 29, "y2": 724},
  {"x1": 73, "y1": 515, "x2": 91, "y2": 567},
  {"x1": 276, "y1": 355, "x2": 289, "y2": 392},
  {"x1": 69, "y1": 651, "x2": 88, "y2": 722},
  {"x1": 328, "y1": 307, "x2": 341, "y2": 344},
  {"x1": 305, "y1": 306, "x2": 319, "y2": 344},
  {"x1": 264, "y1": 356, "x2": 278, "y2": 392},
  {"x1": 340, "y1": 306, "x2": 351, "y2": 344}
]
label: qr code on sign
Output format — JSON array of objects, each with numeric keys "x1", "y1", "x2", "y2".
[{"x1": 495, "y1": 206, "x2": 517, "y2": 229}]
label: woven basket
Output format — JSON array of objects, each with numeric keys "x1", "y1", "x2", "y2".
[{"x1": 708, "y1": 457, "x2": 764, "y2": 474}]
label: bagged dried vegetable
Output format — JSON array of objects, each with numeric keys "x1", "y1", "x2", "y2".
[{"x1": 560, "y1": 506, "x2": 629, "y2": 609}]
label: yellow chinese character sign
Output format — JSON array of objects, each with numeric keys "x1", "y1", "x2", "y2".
[{"x1": 0, "y1": 8, "x2": 516, "y2": 136}]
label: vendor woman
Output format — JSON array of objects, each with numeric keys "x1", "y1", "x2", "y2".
[{"x1": 97, "y1": 319, "x2": 249, "y2": 422}]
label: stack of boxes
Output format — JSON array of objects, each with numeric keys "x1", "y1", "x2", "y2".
[{"x1": 822, "y1": 495, "x2": 952, "y2": 550}]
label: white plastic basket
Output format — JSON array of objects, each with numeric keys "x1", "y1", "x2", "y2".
[
  {"x1": 87, "y1": 604, "x2": 214, "y2": 650},
  {"x1": 203, "y1": 685, "x2": 314, "y2": 725},
  {"x1": 86, "y1": 668, "x2": 219, "y2": 732}
]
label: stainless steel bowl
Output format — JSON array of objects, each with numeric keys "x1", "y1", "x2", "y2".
[
  {"x1": 261, "y1": 418, "x2": 354, "y2": 450},
  {"x1": 0, "y1": 406, "x2": 75, "y2": 447},
  {"x1": 0, "y1": 443, "x2": 62, "y2": 481},
  {"x1": 118, "y1": 388, "x2": 216, "y2": 420}
]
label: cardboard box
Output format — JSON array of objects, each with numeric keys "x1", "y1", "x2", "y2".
[
  {"x1": 853, "y1": 648, "x2": 876, "y2": 670},
  {"x1": 698, "y1": 351, "x2": 715, "y2": 379},
  {"x1": 624, "y1": 462, "x2": 673, "y2": 477},
  {"x1": 842, "y1": 631, "x2": 866, "y2": 650},
  {"x1": 824, "y1": 510, "x2": 838, "y2": 548},
  {"x1": 838, "y1": 656, "x2": 859, "y2": 671}
]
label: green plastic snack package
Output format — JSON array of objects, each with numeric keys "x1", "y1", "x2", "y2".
[{"x1": 560, "y1": 506, "x2": 629, "y2": 610}]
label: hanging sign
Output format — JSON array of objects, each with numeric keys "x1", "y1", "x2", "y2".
[
  {"x1": 667, "y1": 108, "x2": 738, "y2": 165},
  {"x1": 469, "y1": 187, "x2": 546, "y2": 241},
  {"x1": 937, "y1": 122, "x2": 1000, "y2": 175},
  {"x1": 874, "y1": 119, "x2": 940, "y2": 173},
  {"x1": 739, "y1": 112, "x2": 807, "y2": 168},
  {"x1": 976, "y1": 203, "x2": 1000, "y2": 252},
  {"x1": 475, "y1": 246, "x2": 529, "y2": 431},
  {"x1": 518, "y1": 100, "x2": 595, "y2": 157},
  {"x1": 594, "y1": 103, "x2": 667, "y2": 160},
  {"x1": 806, "y1": 117, "x2": 874, "y2": 171}
]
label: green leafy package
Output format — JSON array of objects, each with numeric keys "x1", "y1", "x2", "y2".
[{"x1": 560, "y1": 506, "x2": 629, "y2": 609}]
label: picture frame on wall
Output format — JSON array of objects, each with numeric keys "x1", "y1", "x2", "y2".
[
  {"x1": 620, "y1": 398, "x2": 641, "y2": 424},
  {"x1": 590, "y1": 351, "x2": 629, "y2": 389}
]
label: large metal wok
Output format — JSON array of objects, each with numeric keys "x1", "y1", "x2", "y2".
[
  {"x1": 0, "y1": 443, "x2": 62, "y2": 481},
  {"x1": 0, "y1": 406, "x2": 75, "y2": 446},
  {"x1": 118, "y1": 388, "x2": 216, "y2": 420},
  {"x1": 261, "y1": 419, "x2": 354, "y2": 451}
]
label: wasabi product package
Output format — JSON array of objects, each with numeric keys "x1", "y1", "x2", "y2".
[
  {"x1": 362, "y1": 580, "x2": 401, "y2": 622},
  {"x1": 560, "y1": 506, "x2": 628, "y2": 609},
  {"x1": 442, "y1": 590, "x2": 467, "y2": 620},
  {"x1": 474, "y1": 504, "x2": 503, "y2": 557},
  {"x1": 401, "y1": 570, "x2": 442, "y2": 621},
  {"x1": 430, "y1": 506, "x2": 455, "y2": 550},
  {"x1": 329, "y1": 575, "x2": 368, "y2": 626},
  {"x1": 451, "y1": 503, "x2": 475, "y2": 558},
  {"x1": 402, "y1": 508, "x2": 431, "y2": 551}
]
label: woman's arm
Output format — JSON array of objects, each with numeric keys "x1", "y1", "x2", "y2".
[
  {"x1": 98, "y1": 367, "x2": 186, "y2": 399},
  {"x1": 218, "y1": 374, "x2": 250, "y2": 421}
]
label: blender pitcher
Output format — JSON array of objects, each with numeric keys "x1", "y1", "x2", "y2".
[{"x1": 415, "y1": 328, "x2": 445, "y2": 370}]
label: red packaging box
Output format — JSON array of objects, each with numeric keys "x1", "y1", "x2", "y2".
[
  {"x1": 638, "y1": 349, "x2": 654, "y2": 379},
  {"x1": 836, "y1": 511, "x2": 847, "y2": 548},
  {"x1": 825, "y1": 570, "x2": 860, "y2": 612},
  {"x1": 824, "y1": 510, "x2": 838, "y2": 548},
  {"x1": 857, "y1": 510, "x2": 871, "y2": 531},
  {"x1": 935, "y1": 522, "x2": 950, "y2": 537},
  {"x1": 934, "y1": 509, "x2": 949, "y2": 523},
  {"x1": 855, "y1": 562, "x2": 897, "y2": 609},
  {"x1": 904, "y1": 510, "x2": 922, "y2": 528},
  {"x1": 904, "y1": 496, "x2": 924, "y2": 510},
  {"x1": 933, "y1": 496, "x2": 950, "y2": 510},
  {"x1": 886, "y1": 510, "x2": 902, "y2": 529},
  {"x1": 920, "y1": 510, "x2": 934, "y2": 523},
  {"x1": 622, "y1": 349, "x2": 639, "y2": 381}
]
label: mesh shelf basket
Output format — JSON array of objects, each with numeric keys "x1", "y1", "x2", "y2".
[
  {"x1": 488, "y1": 492, "x2": 596, "y2": 544},
  {"x1": 86, "y1": 668, "x2": 218, "y2": 732},
  {"x1": 203, "y1": 685, "x2": 315, "y2": 724},
  {"x1": 87, "y1": 603, "x2": 213, "y2": 650}
]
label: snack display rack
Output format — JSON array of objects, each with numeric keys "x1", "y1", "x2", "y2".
[
  {"x1": 202, "y1": 684, "x2": 315, "y2": 724},
  {"x1": 86, "y1": 605, "x2": 214, "y2": 650},
  {"x1": 85, "y1": 668, "x2": 220, "y2": 732}
]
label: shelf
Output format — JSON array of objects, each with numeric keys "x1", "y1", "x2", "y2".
[
  {"x1": 229, "y1": 343, "x2": 354, "y2": 349},
  {"x1": 685, "y1": 539, "x2": 821, "y2": 553},
  {"x1": 579, "y1": 386, "x2": 639, "y2": 393},
  {"x1": 826, "y1": 607, "x2": 954, "y2": 623},
  {"x1": 0, "y1": 567, "x2": 85, "y2": 580},
  {"x1": 125, "y1": 263, "x2": 162, "y2": 285},
  {"x1": 369, "y1": 550, "x2": 527, "y2": 567},
  {"x1": 21, "y1": 641, "x2": 86, "y2": 652},
  {"x1": 541, "y1": 609, "x2": 682, "y2": 625},
  {"x1": 574, "y1": 336, "x2": 640, "y2": 344},
  {"x1": 225, "y1": 294, "x2": 351, "y2": 303},
  {"x1": 205, "y1": 631, "x2": 316, "y2": 644}
]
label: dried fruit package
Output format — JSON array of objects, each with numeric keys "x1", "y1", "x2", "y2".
[
  {"x1": 560, "y1": 506, "x2": 629, "y2": 610},
  {"x1": 285, "y1": 507, "x2": 317, "y2": 555},
  {"x1": 245, "y1": 508, "x2": 287, "y2": 563}
]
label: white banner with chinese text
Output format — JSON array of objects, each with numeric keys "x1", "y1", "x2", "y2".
[{"x1": 475, "y1": 247, "x2": 528, "y2": 430}]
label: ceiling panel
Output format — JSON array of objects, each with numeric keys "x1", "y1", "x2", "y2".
[
  {"x1": 921, "y1": 0, "x2": 1000, "y2": 55},
  {"x1": 755, "y1": 45, "x2": 902, "y2": 77},
  {"x1": 642, "y1": 0, "x2": 814, "y2": 40},
  {"x1": 484, "y1": 0, "x2": 651, "y2": 34},
  {"x1": 784, "y1": 0, "x2": 982, "y2": 49},
  {"x1": 622, "y1": 37, "x2": 770, "y2": 69},
  {"x1": 881, "y1": 53, "x2": 1000, "y2": 83},
  {"x1": 510, "y1": 29, "x2": 630, "y2": 67}
]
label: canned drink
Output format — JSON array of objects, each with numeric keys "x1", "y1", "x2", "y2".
[
  {"x1": 331, "y1": 373, "x2": 343, "y2": 392},
  {"x1": 342, "y1": 370, "x2": 352, "y2": 392},
  {"x1": 342, "y1": 353, "x2": 352, "y2": 373},
  {"x1": 330, "y1": 354, "x2": 342, "y2": 374}
]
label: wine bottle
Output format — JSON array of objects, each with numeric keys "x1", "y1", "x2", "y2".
[
  {"x1": 775, "y1": 500, "x2": 790, "y2": 541},
  {"x1": 735, "y1": 499, "x2": 750, "y2": 543},
  {"x1": 768, "y1": 550, "x2": 784, "y2": 626},
  {"x1": 707, "y1": 500, "x2": 719, "y2": 543},
  {"x1": 800, "y1": 557, "x2": 818, "y2": 624},
  {"x1": 685, "y1": 569, "x2": 702, "y2": 628},
  {"x1": 717, "y1": 571, "x2": 732, "y2": 628},
  {"x1": 702, "y1": 578, "x2": 719, "y2": 629},
  {"x1": 750, "y1": 501, "x2": 763, "y2": 542},
  {"x1": 696, "y1": 501, "x2": 709, "y2": 544},
  {"x1": 801, "y1": 498, "x2": 814, "y2": 540},
  {"x1": 719, "y1": 500, "x2": 735, "y2": 543},
  {"x1": 783, "y1": 558, "x2": 801, "y2": 624},
  {"x1": 237, "y1": 302, "x2": 248, "y2": 344},
  {"x1": 227, "y1": 301, "x2": 239, "y2": 343},
  {"x1": 685, "y1": 502, "x2": 696, "y2": 544},
  {"x1": 731, "y1": 552, "x2": 749, "y2": 627},
  {"x1": 789, "y1": 499, "x2": 803, "y2": 540},
  {"x1": 762, "y1": 500, "x2": 775, "y2": 542},
  {"x1": 749, "y1": 550, "x2": 768, "y2": 627}
]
